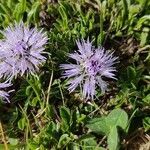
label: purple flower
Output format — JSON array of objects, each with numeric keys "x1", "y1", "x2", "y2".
[
  {"x1": 60, "y1": 39, "x2": 118, "y2": 100},
  {"x1": 0, "y1": 82, "x2": 12, "y2": 102},
  {"x1": 0, "y1": 22, "x2": 48, "y2": 80}
]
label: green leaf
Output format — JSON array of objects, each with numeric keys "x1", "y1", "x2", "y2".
[
  {"x1": 58, "y1": 5, "x2": 68, "y2": 21},
  {"x1": 27, "y1": 1, "x2": 40, "y2": 23},
  {"x1": 18, "y1": 117, "x2": 26, "y2": 130},
  {"x1": 107, "y1": 127, "x2": 119, "y2": 150},
  {"x1": 30, "y1": 97, "x2": 38, "y2": 107},
  {"x1": 80, "y1": 137, "x2": 97, "y2": 149},
  {"x1": 60, "y1": 106, "x2": 71, "y2": 124},
  {"x1": 60, "y1": 106, "x2": 71, "y2": 131},
  {"x1": 106, "y1": 108, "x2": 128, "y2": 130},
  {"x1": 58, "y1": 4, "x2": 68, "y2": 29},
  {"x1": 7, "y1": 0, "x2": 14, "y2": 8},
  {"x1": 143, "y1": 117, "x2": 150, "y2": 132},
  {"x1": 143, "y1": 94, "x2": 150, "y2": 105},
  {"x1": 122, "y1": 0, "x2": 129, "y2": 27},
  {"x1": 86, "y1": 109, "x2": 128, "y2": 150},
  {"x1": 27, "y1": 140, "x2": 38, "y2": 150},
  {"x1": 140, "y1": 27, "x2": 149, "y2": 46},
  {"x1": 136, "y1": 15, "x2": 150, "y2": 29},
  {"x1": 87, "y1": 109, "x2": 128, "y2": 135},
  {"x1": 19, "y1": 0, "x2": 26, "y2": 12},
  {"x1": 46, "y1": 121, "x2": 56, "y2": 136},
  {"x1": 8, "y1": 138, "x2": 18, "y2": 146},
  {"x1": 57, "y1": 134, "x2": 71, "y2": 149},
  {"x1": 26, "y1": 86, "x2": 32, "y2": 96},
  {"x1": 78, "y1": 135, "x2": 106, "y2": 150},
  {"x1": 86, "y1": 117, "x2": 110, "y2": 136},
  {"x1": 13, "y1": 0, "x2": 26, "y2": 21},
  {"x1": 127, "y1": 66, "x2": 136, "y2": 81},
  {"x1": 0, "y1": 3, "x2": 10, "y2": 15}
]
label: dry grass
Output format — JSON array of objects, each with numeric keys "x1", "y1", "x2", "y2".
[{"x1": 124, "y1": 128, "x2": 150, "y2": 150}]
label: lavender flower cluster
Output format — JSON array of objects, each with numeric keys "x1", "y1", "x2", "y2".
[
  {"x1": 60, "y1": 39, "x2": 118, "y2": 100},
  {"x1": 0, "y1": 22, "x2": 118, "y2": 102},
  {"x1": 0, "y1": 22, "x2": 48, "y2": 102}
]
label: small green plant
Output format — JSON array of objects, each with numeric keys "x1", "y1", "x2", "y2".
[
  {"x1": 87, "y1": 108, "x2": 128, "y2": 150},
  {"x1": 0, "y1": 0, "x2": 149, "y2": 149}
]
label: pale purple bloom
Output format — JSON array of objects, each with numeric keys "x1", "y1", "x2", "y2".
[
  {"x1": 0, "y1": 22, "x2": 48, "y2": 80},
  {"x1": 60, "y1": 39, "x2": 118, "y2": 100},
  {"x1": 0, "y1": 82, "x2": 12, "y2": 102}
]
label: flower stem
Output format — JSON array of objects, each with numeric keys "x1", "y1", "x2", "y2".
[
  {"x1": 46, "y1": 70, "x2": 53, "y2": 106},
  {"x1": 0, "y1": 121, "x2": 8, "y2": 150}
]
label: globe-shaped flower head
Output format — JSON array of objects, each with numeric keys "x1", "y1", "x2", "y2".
[
  {"x1": 60, "y1": 39, "x2": 118, "y2": 100},
  {"x1": 0, "y1": 22, "x2": 48, "y2": 80}
]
